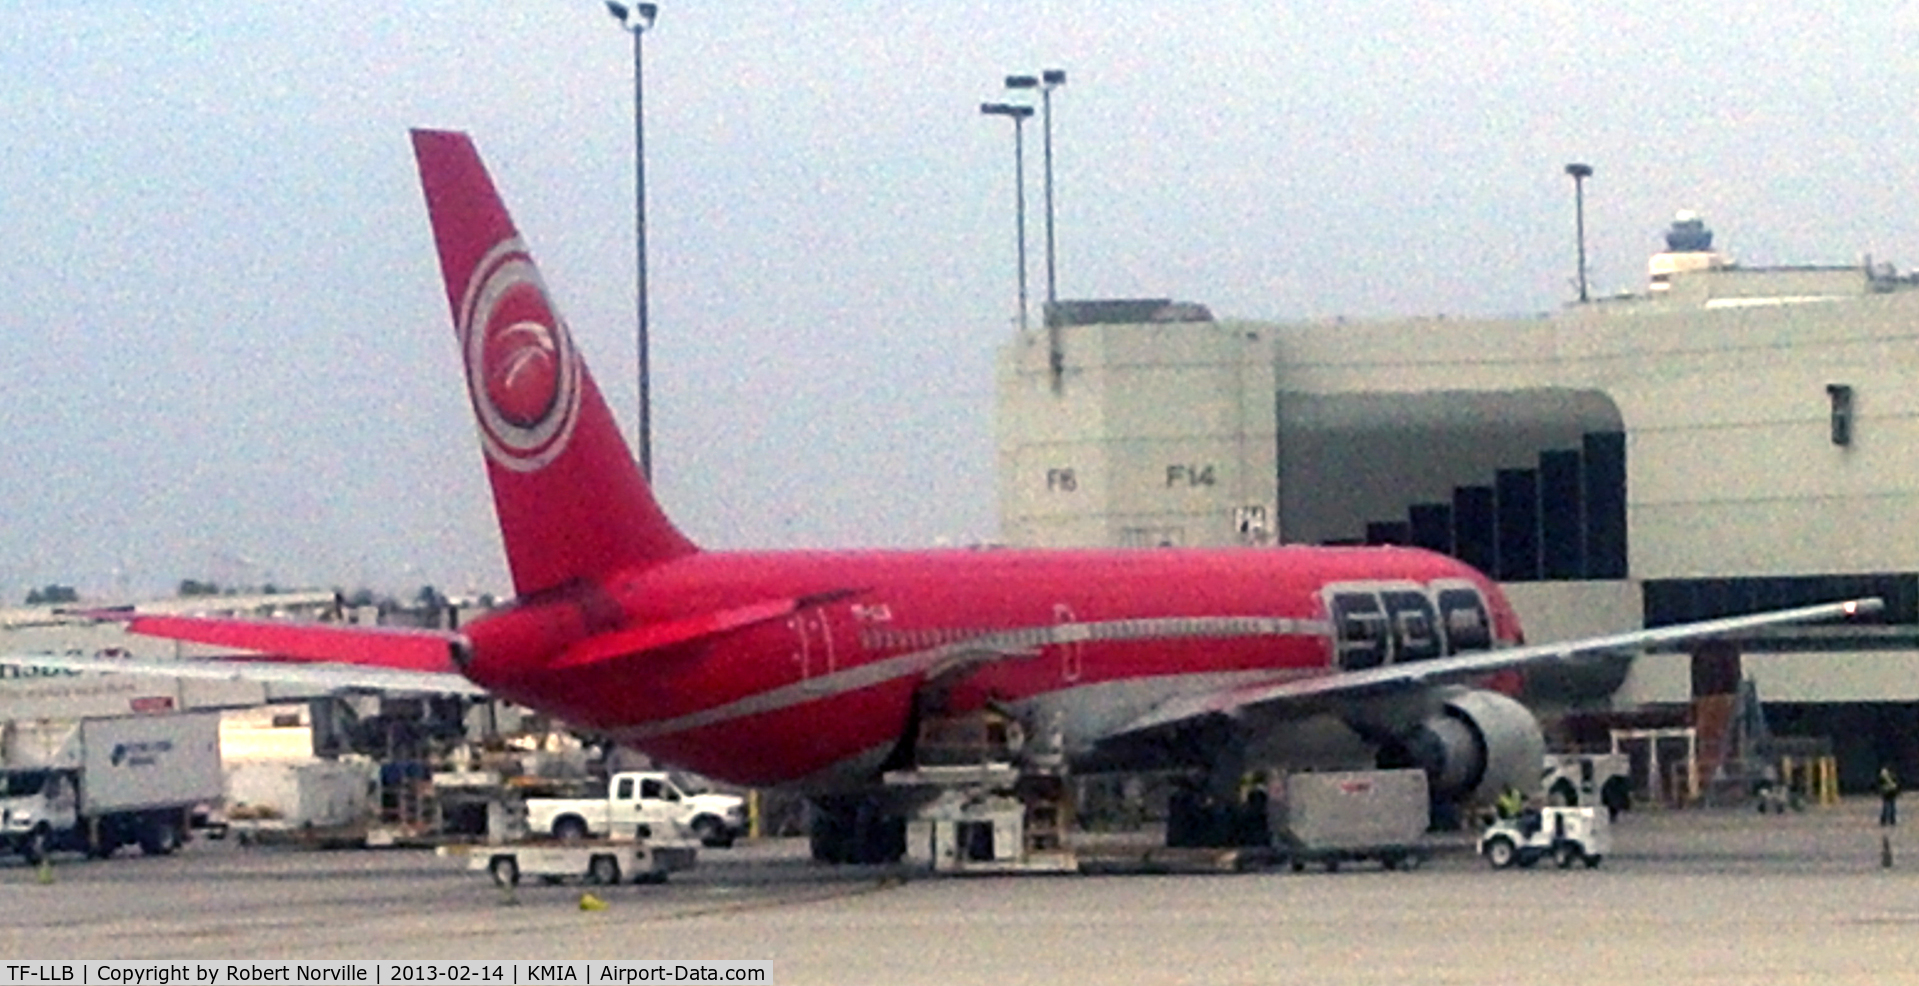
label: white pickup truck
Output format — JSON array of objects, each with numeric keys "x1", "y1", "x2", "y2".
[{"x1": 525, "y1": 771, "x2": 746, "y2": 848}]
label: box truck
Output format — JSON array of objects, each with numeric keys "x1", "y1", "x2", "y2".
[{"x1": 0, "y1": 712, "x2": 223, "y2": 862}]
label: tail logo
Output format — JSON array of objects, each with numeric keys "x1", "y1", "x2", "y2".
[{"x1": 459, "y1": 238, "x2": 582, "y2": 472}]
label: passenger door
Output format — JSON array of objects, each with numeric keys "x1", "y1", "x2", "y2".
[{"x1": 637, "y1": 776, "x2": 681, "y2": 836}]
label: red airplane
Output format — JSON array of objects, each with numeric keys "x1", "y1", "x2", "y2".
[{"x1": 30, "y1": 130, "x2": 1879, "y2": 862}]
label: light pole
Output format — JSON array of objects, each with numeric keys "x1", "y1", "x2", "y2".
[
  {"x1": 980, "y1": 101, "x2": 1035, "y2": 331},
  {"x1": 607, "y1": 1, "x2": 658, "y2": 480},
  {"x1": 1565, "y1": 162, "x2": 1593, "y2": 304},
  {"x1": 1005, "y1": 69, "x2": 1065, "y2": 316}
]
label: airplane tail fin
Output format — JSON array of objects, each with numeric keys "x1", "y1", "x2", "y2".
[{"x1": 412, "y1": 129, "x2": 697, "y2": 596}]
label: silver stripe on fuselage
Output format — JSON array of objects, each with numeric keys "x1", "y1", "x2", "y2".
[{"x1": 619, "y1": 616, "x2": 1332, "y2": 741}]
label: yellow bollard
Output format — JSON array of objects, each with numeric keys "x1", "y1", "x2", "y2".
[{"x1": 36, "y1": 859, "x2": 52, "y2": 885}]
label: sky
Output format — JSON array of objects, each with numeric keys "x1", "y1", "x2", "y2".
[{"x1": 4, "y1": 1, "x2": 1917, "y2": 602}]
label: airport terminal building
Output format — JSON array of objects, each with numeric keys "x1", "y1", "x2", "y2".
[{"x1": 997, "y1": 217, "x2": 1919, "y2": 787}]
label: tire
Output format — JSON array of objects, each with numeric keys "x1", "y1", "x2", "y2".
[
  {"x1": 1554, "y1": 843, "x2": 1579, "y2": 869},
  {"x1": 20, "y1": 826, "x2": 51, "y2": 865},
  {"x1": 488, "y1": 856, "x2": 519, "y2": 888},
  {"x1": 587, "y1": 855, "x2": 621, "y2": 886},
  {"x1": 1583, "y1": 854, "x2": 1603, "y2": 869},
  {"x1": 809, "y1": 795, "x2": 902, "y2": 865},
  {"x1": 1601, "y1": 779, "x2": 1631, "y2": 820},
  {"x1": 139, "y1": 820, "x2": 181, "y2": 857},
  {"x1": 691, "y1": 815, "x2": 732, "y2": 849},
  {"x1": 1548, "y1": 782, "x2": 1577, "y2": 808},
  {"x1": 1485, "y1": 836, "x2": 1517, "y2": 869},
  {"x1": 553, "y1": 817, "x2": 589, "y2": 842},
  {"x1": 807, "y1": 798, "x2": 852, "y2": 864}
]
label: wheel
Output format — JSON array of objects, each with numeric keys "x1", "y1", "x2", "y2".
[
  {"x1": 1601, "y1": 778, "x2": 1631, "y2": 820},
  {"x1": 1484, "y1": 836, "x2": 1517, "y2": 869},
  {"x1": 20, "y1": 827, "x2": 50, "y2": 865},
  {"x1": 1548, "y1": 782, "x2": 1577, "y2": 807},
  {"x1": 553, "y1": 817, "x2": 589, "y2": 842},
  {"x1": 691, "y1": 815, "x2": 732, "y2": 849},
  {"x1": 1324, "y1": 859, "x2": 1340, "y2": 873},
  {"x1": 808, "y1": 795, "x2": 902, "y2": 864},
  {"x1": 1554, "y1": 843, "x2": 1579, "y2": 869},
  {"x1": 488, "y1": 856, "x2": 519, "y2": 888},
  {"x1": 1289, "y1": 859, "x2": 1305, "y2": 873},
  {"x1": 139, "y1": 820, "x2": 181, "y2": 856},
  {"x1": 1583, "y1": 854, "x2": 1603, "y2": 869},
  {"x1": 1381, "y1": 854, "x2": 1399, "y2": 871},
  {"x1": 1517, "y1": 851, "x2": 1540, "y2": 869},
  {"x1": 807, "y1": 797, "x2": 853, "y2": 863},
  {"x1": 587, "y1": 855, "x2": 621, "y2": 886}
]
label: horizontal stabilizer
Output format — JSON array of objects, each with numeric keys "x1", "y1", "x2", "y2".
[
  {"x1": 548, "y1": 596, "x2": 835, "y2": 670},
  {"x1": 126, "y1": 614, "x2": 467, "y2": 674}
]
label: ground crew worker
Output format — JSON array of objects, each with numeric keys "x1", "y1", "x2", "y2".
[
  {"x1": 1879, "y1": 766, "x2": 1901, "y2": 827},
  {"x1": 1496, "y1": 785, "x2": 1524, "y2": 821}
]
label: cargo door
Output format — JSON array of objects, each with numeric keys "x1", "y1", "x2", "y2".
[
  {"x1": 791, "y1": 607, "x2": 840, "y2": 690},
  {"x1": 1054, "y1": 604, "x2": 1084, "y2": 683}
]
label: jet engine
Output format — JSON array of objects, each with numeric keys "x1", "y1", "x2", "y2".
[{"x1": 1378, "y1": 687, "x2": 1546, "y2": 805}]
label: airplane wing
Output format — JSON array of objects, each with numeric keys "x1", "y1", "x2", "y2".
[
  {"x1": 10, "y1": 610, "x2": 485, "y2": 695},
  {"x1": 0, "y1": 650, "x2": 487, "y2": 696},
  {"x1": 1113, "y1": 597, "x2": 1884, "y2": 737}
]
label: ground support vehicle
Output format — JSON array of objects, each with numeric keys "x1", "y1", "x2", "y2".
[
  {"x1": 444, "y1": 838, "x2": 698, "y2": 888},
  {"x1": 525, "y1": 770, "x2": 746, "y2": 847},
  {"x1": 0, "y1": 712, "x2": 222, "y2": 863},
  {"x1": 226, "y1": 757, "x2": 378, "y2": 848},
  {"x1": 1268, "y1": 769, "x2": 1430, "y2": 872},
  {"x1": 886, "y1": 763, "x2": 1078, "y2": 874},
  {"x1": 1478, "y1": 805, "x2": 1610, "y2": 869},
  {"x1": 1542, "y1": 752, "x2": 1632, "y2": 819}
]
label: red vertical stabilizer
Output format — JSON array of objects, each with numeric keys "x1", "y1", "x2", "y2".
[{"x1": 411, "y1": 129, "x2": 697, "y2": 595}]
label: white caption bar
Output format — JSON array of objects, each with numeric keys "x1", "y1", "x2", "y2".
[{"x1": 0, "y1": 963, "x2": 772, "y2": 986}]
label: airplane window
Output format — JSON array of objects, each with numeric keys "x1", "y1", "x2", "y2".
[
  {"x1": 1329, "y1": 591, "x2": 1387, "y2": 670},
  {"x1": 1382, "y1": 590, "x2": 1441, "y2": 663},
  {"x1": 1437, "y1": 587, "x2": 1492, "y2": 652}
]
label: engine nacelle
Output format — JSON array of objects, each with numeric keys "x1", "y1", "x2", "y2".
[{"x1": 1380, "y1": 687, "x2": 1545, "y2": 805}]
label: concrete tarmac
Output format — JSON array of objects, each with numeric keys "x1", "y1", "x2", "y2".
[{"x1": 4, "y1": 800, "x2": 1919, "y2": 985}]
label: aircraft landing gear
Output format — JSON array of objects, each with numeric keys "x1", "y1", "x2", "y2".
[{"x1": 807, "y1": 794, "x2": 905, "y2": 865}]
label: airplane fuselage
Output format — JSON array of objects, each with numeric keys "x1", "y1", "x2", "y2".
[{"x1": 458, "y1": 544, "x2": 1519, "y2": 789}]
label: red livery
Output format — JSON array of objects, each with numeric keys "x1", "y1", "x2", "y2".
[{"x1": 87, "y1": 131, "x2": 1877, "y2": 863}]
